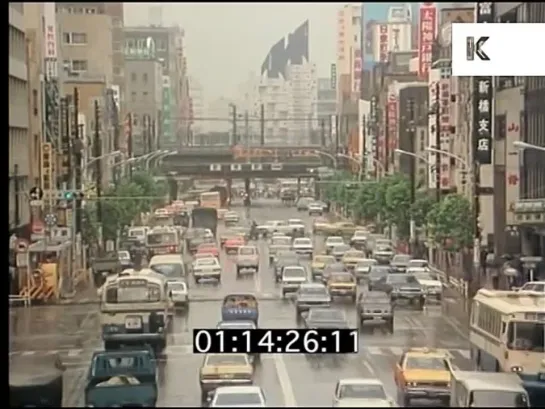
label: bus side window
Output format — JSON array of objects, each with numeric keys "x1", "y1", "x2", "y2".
[{"x1": 105, "y1": 287, "x2": 118, "y2": 303}]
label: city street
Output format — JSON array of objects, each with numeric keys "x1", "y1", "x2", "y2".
[{"x1": 9, "y1": 199, "x2": 472, "y2": 407}]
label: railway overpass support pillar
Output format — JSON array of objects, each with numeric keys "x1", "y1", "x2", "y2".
[
  {"x1": 297, "y1": 177, "x2": 301, "y2": 196},
  {"x1": 244, "y1": 178, "x2": 251, "y2": 196},
  {"x1": 226, "y1": 179, "x2": 232, "y2": 201}
]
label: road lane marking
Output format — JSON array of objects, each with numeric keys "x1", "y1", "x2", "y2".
[
  {"x1": 272, "y1": 354, "x2": 297, "y2": 407},
  {"x1": 67, "y1": 349, "x2": 84, "y2": 357},
  {"x1": 361, "y1": 358, "x2": 377, "y2": 376},
  {"x1": 389, "y1": 347, "x2": 403, "y2": 356}
]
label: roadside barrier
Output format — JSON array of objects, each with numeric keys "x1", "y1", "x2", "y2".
[{"x1": 429, "y1": 265, "x2": 468, "y2": 298}]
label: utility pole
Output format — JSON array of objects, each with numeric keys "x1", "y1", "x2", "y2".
[
  {"x1": 434, "y1": 82, "x2": 441, "y2": 202},
  {"x1": 229, "y1": 104, "x2": 237, "y2": 145},
  {"x1": 147, "y1": 116, "x2": 153, "y2": 153},
  {"x1": 73, "y1": 87, "x2": 83, "y2": 235},
  {"x1": 94, "y1": 101, "x2": 103, "y2": 248},
  {"x1": 142, "y1": 115, "x2": 149, "y2": 154},
  {"x1": 260, "y1": 104, "x2": 265, "y2": 146},
  {"x1": 244, "y1": 110, "x2": 249, "y2": 148},
  {"x1": 126, "y1": 113, "x2": 133, "y2": 180},
  {"x1": 13, "y1": 164, "x2": 20, "y2": 229},
  {"x1": 384, "y1": 105, "x2": 390, "y2": 174},
  {"x1": 320, "y1": 119, "x2": 326, "y2": 147},
  {"x1": 407, "y1": 98, "x2": 417, "y2": 254},
  {"x1": 361, "y1": 115, "x2": 367, "y2": 177},
  {"x1": 151, "y1": 118, "x2": 156, "y2": 151}
]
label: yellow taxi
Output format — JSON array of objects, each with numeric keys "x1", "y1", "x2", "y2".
[
  {"x1": 312, "y1": 216, "x2": 331, "y2": 234},
  {"x1": 311, "y1": 254, "x2": 336, "y2": 281},
  {"x1": 327, "y1": 271, "x2": 357, "y2": 302},
  {"x1": 322, "y1": 221, "x2": 358, "y2": 237},
  {"x1": 341, "y1": 249, "x2": 366, "y2": 271},
  {"x1": 199, "y1": 353, "x2": 254, "y2": 402},
  {"x1": 394, "y1": 347, "x2": 453, "y2": 406}
]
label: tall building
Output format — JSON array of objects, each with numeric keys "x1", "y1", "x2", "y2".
[
  {"x1": 124, "y1": 49, "x2": 163, "y2": 156},
  {"x1": 58, "y1": 3, "x2": 125, "y2": 116},
  {"x1": 205, "y1": 97, "x2": 233, "y2": 136},
  {"x1": 367, "y1": 5, "x2": 412, "y2": 64},
  {"x1": 188, "y1": 76, "x2": 205, "y2": 136},
  {"x1": 336, "y1": 3, "x2": 363, "y2": 102},
  {"x1": 317, "y1": 77, "x2": 336, "y2": 128},
  {"x1": 259, "y1": 20, "x2": 317, "y2": 145},
  {"x1": 124, "y1": 25, "x2": 189, "y2": 150},
  {"x1": 9, "y1": 3, "x2": 31, "y2": 235}
]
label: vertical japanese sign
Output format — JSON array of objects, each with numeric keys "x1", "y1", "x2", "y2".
[
  {"x1": 330, "y1": 63, "x2": 337, "y2": 91},
  {"x1": 353, "y1": 50, "x2": 362, "y2": 93},
  {"x1": 379, "y1": 24, "x2": 389, "y2": 63},
  {"x1": 387, "y1": 92, "x2": 398, "y2": 155},
  {"x1": 439, "y1": 79, "x2": 452, "y2": 189},
  {"x1": 428, "y1": 79, "x2": 439, "y2": 189},
  {"x1": 162, "y1": 75, "x2": 173, "y2": 146},
  {"x1": 43, "y1": 3, "x2": 60, "y2": 147},
  {"x1": 369, "y1": 96, "x2": 378, "y2": 174},
  {"x1": 473, "y1": 2, "x2": 494, "y2": 164},
  {"x1": 418, "y1": 3, "x2": 437, "y2": 80}
]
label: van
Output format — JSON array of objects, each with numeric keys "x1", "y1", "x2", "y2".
[{"x1": 148, "y1": 254, "x2": 186, "y2": 281}]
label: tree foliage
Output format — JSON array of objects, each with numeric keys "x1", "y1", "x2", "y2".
[
  {"x1": 427, "y1": 193, "x2": 474, "y2": 251},
  {"x1": 83, "y1": 172, "x2": 168, "y2": 242}
]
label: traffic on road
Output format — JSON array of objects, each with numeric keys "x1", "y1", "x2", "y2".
[{"x1": 9, "y1": 181, "x2": 544, "y2": 407}]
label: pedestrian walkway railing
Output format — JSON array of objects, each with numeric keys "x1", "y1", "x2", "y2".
[
  {"x1": 429, "y1": 265, "x2": 468, "y2": 298},
  {"x1": 8, "y1": 294, "x2": 30, "y2": 307}
]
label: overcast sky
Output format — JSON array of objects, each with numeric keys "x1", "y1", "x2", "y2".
[{"x1": 124, "y1": 3, "x2": 340, "y2": 100}]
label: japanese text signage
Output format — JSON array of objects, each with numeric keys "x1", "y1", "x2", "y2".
[
  {"x1": 43, "y1": 3, "x2": 58, "y2": 78},
  {"x1": 439, "y1": 79, "x2": 452, "y2": 188},
  {"x1": 473, "y1": 2, "x2": 495, "y2": 164},
  {"x1": 418, "y1": 3, "x2": 437, "y2": 80},
  {"x1": 330, "y1": 63, "x2": 337, "y2": 91},
  {"x1": 387, "y1": 93, "x2": 398, "y2": 153},
  {"x1": 353, "y1": 49, "x2": 362, "y2": 93},
  {"x1": 379, "y1": 25, "x2": 389, "y2": 63}
]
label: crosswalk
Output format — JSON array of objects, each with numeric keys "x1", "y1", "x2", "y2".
[{"x1": 9, "y1": 345, "x2": 471, "y2": 361}]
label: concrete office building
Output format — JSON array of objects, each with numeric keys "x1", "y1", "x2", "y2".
[
  {"x1": 336, "y1": 4, "x2": 363, "y2": 103},
  {"x1": 259, "y1": 20, "x2": 317, "y2": 145},
  {"x1": 9, "y1": 3, "x2": 31, "y2": 235},
  {"x1": 125, "y1": 56, "x2": 163, "y2": 156},
  {"x1": 367, "y1": 5, "x2": 412, "y2": 64},
  {"x1": 188, "y1": 76, "x2": 206, "y2": 137},
  {"x1": 124, "y1": 25, "x2": 190, "y2": 150},
  {"x1": 494, "y1": 3, "x2": 545, "y2": 258},
  {"x1": 317, "y1": 77, "x2": 336, "y2": 135}
]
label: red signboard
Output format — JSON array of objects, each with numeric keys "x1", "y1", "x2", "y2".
[
  {"x1": 418, "y1": 4, "x2": 437, "y2": 80},
  {"x1": 387, "y1": 94, "x2": 398, "y2": 154},
  {"x1": 379, "y1": 24, "x2": 389, "y2": 63}
]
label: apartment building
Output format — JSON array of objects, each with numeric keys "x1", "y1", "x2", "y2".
[
  {"x1": 9, "y1": 3, "x2": 30, "y2": 235},
  {"x1": 57, "y1": 3, "x2": 125, "y2": 114},
  {"x1": 125, "y1": 56, "x2": 163, "y2": 156},
  {"x1": 317, "y1": 78, "x2": 336, "y2": 123},
  {"x1": 188, "y1": 76, "x2": 206, "y2": 137},
  {"x1": 124, "y1": 25, "x2": 189, "y2": 150},
  {"x1": 259, "y1": 20, "x2": 317, "y2": 145}
]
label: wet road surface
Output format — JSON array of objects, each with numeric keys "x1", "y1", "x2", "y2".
[{"x1": 9, "y1": 198, "x2": 472, "y2": 407}]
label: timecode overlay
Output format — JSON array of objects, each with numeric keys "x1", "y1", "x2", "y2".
[{"x1": 193, "y1": 329, "x2": 359, "y2": 354}]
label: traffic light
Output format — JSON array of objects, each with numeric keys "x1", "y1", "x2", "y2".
[{"x1": 59, "y1": 190, "x2": 85, "y2": 201}]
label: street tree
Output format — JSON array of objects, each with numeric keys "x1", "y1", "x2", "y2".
[{"x1": 427, "y1": 193, "x2": 474, "y2": 251}]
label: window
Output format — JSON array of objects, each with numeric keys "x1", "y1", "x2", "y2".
[
  {"x1": 71, "y1": 60, "x2": 88, "y2": 72},
  {"x1": 62, "y1": 32, "x2": 70, "y2": 44},
  {"x1": 72, "y1": 32, "x2": 87, "y2": 45},
  {"x1": 32, "y1": 89, "x2": 38, "y2": 116},
  {"x1": 142, "y1": 73, "x2": 148, "y2": 83},
  {"x1": 131, "y1": 72, "x2": 137, "y2": 82},
  {"x1": 142, "y1": 91, "x2": 148, "y2": 100},
  {"x1": 112, "y1": 41, "x2": 121, "y2": 52},
  {"x1": 137, "y1": 39, "x2": 145, "y2": 49},
  {"x1": 112, "y1": 18, "x2": 122, "y2": 28},
  {"x1": 85, "y1": 8, "x2": 96, "y2": 14},
  {"x1": 132, "y1": 114, "x2": 139, "y2": 126},
  {"x1": 157, "y1": 40, "x2": 166, "y2": 51},
  {"x1": 126, "y1": 39, "x2": 135, "y2": 49},
  {"x1": 131, "y1": 91, "x2": 137, "y2": 102}
]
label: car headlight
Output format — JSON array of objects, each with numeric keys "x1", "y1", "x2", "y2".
[
  {"x1": 406, "y1": 381, "x2": 418, "y2": 387},
  {"x1": 511, "y1": 365, "x2": 523, "y2": 373}
]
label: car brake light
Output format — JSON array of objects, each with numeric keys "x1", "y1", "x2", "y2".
[{"x1": 169, "y1": 246, "x2": 176, "y2": 252}]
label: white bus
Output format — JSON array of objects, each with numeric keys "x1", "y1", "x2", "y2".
[
  {"x1": 100, "y1": 270, "x2": 170, "y2": 352},
  {"x1": 469, "y1": 289, "x2": 544, "y2": 375}
]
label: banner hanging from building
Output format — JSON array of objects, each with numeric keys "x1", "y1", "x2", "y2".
[
  {"x1": 387, "y1": 92, "x2": 398, "y2": 157},
  {"x1": 439, "y1": 78, "x2": 452, "y2": 189},
  {"x1": 473, "y1": 2, "x2": 494, "y2": 165},
  {"x1": 379, "y1": 24, "x2": 389, "y2": 63},
  {"x1": 418, "y1": 3, "x2": 437, "y2": 80}
]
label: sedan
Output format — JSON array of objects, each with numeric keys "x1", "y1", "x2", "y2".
[
  {"x1": 332, "y1": 378, "x2": 395, "y2": 407},
  {"x1": 209, "y1": 386, "x2": 266, "y2": 407},
  {"x1": 325, "y1": 236, "x2": 345, "y2": 254},
  {"x1": 332, "y1": 244, "x2": 352, "y2": 261}
]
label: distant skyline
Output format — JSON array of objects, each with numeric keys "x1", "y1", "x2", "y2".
[{"x1": 124, "y1": 3, "x2": 425, "y2": 100}]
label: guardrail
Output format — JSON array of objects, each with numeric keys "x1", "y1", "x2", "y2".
[
  {"x1": 8, "y1": 294, "x2": 30, "y2": 307},
  {"x1": 429, "y1": 265, "x2": 469, "y2": 298}
]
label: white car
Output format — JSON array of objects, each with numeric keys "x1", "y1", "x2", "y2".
[
  {"x1": 216, "y1": 320, "x2": 256, "y2": 330},
  {"x1": 193, "y1": 257, "x2": 221, "y2": 283},
  {"x1": 407, "y1": 259, "x2": 429, "y2": 269},
  {"x1": 167, "y1": 280, "x2": 189, "y2": 309},
  {"x1": 354, "y1": 259, "x2": 378, "y2": 281},
  {"x1": 281, "y1": 265, "x2": 308, "y2": 297},
  {"x1": 288, "y1": 218, "x2": 306, "y2": 234},
  {"x1": 257, "y1": 220, "x2": 281, "y2": 236},
  {"x1": 325, "y1": 236, "x2": 345, "y2": 254},
  {"x1": 350, "y1": 230, "x2": 368, "y2": 246},
  {"x1": 308, "y1": 202, "x2": 324, "y2": 215},
  {"x1": 517, "y1": 280, "x2": 545, "y2": 292},
  {"x1": 333, "y1": 378, "x2": 396, "y2": 407},
  {"x1": 409, "y1": 268, "x2": 443, "y2": 300},
  {"x1": 224, "y1": 211, "x2": 240, "y2": 224},
  {"x1": 292, "y1": 237, "x2": 313, "y2": 256},
  {"x1": 209, "y1": 386, "x2": 266, "y2": 407}
]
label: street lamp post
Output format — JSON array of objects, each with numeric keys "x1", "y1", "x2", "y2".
[
  {"x1": 513, "y1": 141, "x2": 545, "y2": 153},
  {"x1": 145, "y1": 150, "x2": 170, "y2": 170}
]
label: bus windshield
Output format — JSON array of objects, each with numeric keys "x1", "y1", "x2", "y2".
[
  {"x1": 104, "y1": 279, "x2": 162, "y2": 303},
  {"x1": 152, "y1": 216, "x2": 174, "y2": 227},
  {"x1": 507, "y1": 321, "x2": 545, "y2": 351},
  {"x1": 146, "y1": 232, "x2": 178, "y2": 246}
]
